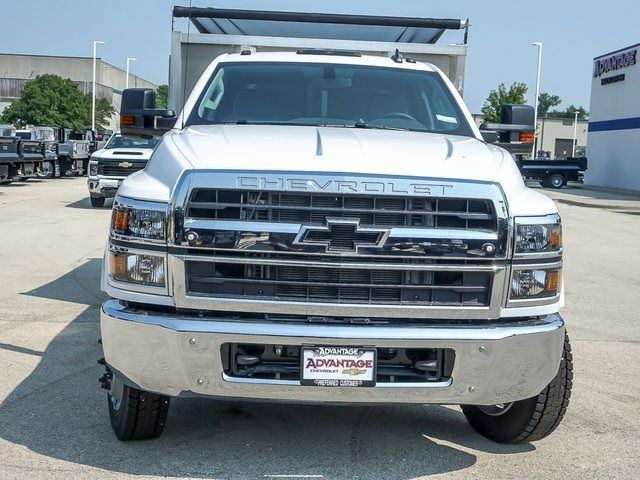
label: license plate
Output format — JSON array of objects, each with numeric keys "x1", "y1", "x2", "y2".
[
  {"x1": 301, "y1": 347, "x2": 376, "y2": 387},
  {"x1": 102, "y1": 179, "x2": 119, "y2": 188}
]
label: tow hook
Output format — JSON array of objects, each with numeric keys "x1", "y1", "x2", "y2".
[{"x1": 98, "y1": 358, "x2": 113, "y2": 390}]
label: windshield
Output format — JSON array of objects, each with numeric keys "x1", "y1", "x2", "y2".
[
  {"x1": 187, "y1": 62, "x2": 472, "y2": 136},
  {"x1": 0, "y1": 126, "x2": 16, "y2": 137},
  {"x1": 105, "y1": 134, "x2": 159, "y2": 150}
]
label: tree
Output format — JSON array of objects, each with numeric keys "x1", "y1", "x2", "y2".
[
  {"x1": 538, "y1": 92, "x2": 561, "y2": 117},
  {"x1": 481, "y1": 82, "x2": 528, "y2": 123},
  {"x1": 1, "y1": 74, "x2": 86, "y2": 130},
  {"x1": 82, "y1": 97, "x2": 116, "y2": 131},
  {"x1": 548, "y1": 105, "x2": 589, "y2": 119},
  {"x1": 0, "y1": 74, "x2": 115, "y2": 131},
  {"x1": 156, "y1": 85, "x2": 169, "y2": 109}
]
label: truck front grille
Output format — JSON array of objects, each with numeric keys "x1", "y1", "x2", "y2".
[
  {"x1": 186, "y1": 255, "x2": 492, "y2": 306},
  {"x1": 99, "y1": 162, "x2": 146, "y2": 177},
  {"x1": 186, "y1": 189, "x2": 497, "y2": 231}
]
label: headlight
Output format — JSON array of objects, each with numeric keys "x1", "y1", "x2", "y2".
[
  {"x1": 89, "y1": 161, "x2": 99, "y2": 176},
  {"x1": 511, "y1": 268, "x2": 561, "y2": 299},
  {"x1": 111, "y1": 198, "x2": 167, "y2": 242},
  {"x1": 109, "y1": 251, "x2": 165, "y2": 287},
  {"x1": 515, "y1": 215, "x2": 562, "y2": 255}
]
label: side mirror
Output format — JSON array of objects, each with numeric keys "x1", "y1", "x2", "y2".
[
  {"x1": 120, "y1": 88, "x2": 176, "y2": 138},
  {"x1": 479, "y1": 104, "x2": 535, "y2": 155}
]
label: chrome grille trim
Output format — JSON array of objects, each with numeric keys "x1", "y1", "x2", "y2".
[
  {"x1": 169, "y1": 171, "x2": 512, "y2": 319},
  {"x1": 186, "y1": 189, "x2": 497, "y2": 229},
  {"x1": 174, "y1": 254, "x2": 501, "y2": 271}
]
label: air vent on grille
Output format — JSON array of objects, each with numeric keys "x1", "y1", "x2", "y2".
[
  {"x1": 185, "y1": 256, "x2": 492, "y2": 306},
  {"x1": 186, "y1": 189, "x2": 497, "y2": 230},
  {"x1": 99, "y1": 162, "x2": 146, "y2": 177}
]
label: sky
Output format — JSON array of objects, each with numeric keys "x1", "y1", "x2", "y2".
[{"x1": 1, "y1": 0, "x2": 638, "y2": 114}]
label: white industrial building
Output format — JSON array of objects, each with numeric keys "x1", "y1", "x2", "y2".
[
  {"x1": 586, "y1": 43, "x2": 640, "y2": 191},
  {"x1": 0, "y1": 53, "x2": 158, "y2": 130}
]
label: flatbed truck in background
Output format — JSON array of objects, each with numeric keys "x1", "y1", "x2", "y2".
[{"x1": 517, "y1": 157, "x2": 588, "y2": 189}]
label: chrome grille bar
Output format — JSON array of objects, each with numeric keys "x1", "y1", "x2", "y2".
[{"x1": 186, "y1": 189, "x2": 498, "y2": 230}]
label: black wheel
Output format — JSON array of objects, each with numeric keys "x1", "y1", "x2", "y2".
[
  {"x1": 462, "y1": 333, "x2": 572, "y2": 443},
  {"x1": 90, "y1": 195, "x2": 106, "y2": 207},
  {"x1": 108, "y1": 377, "x2": 170, "y2": 441},
  {"x1": 37, "y1": 161, "x2": 55, "y2": 179},
  {"x1": 546, "y1": 173, "x2": 565, "y2": 189}
]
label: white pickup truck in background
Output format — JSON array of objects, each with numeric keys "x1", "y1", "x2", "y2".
[
  {"x1": 98, "y1": 7, "x2": 571, "y2": 444},
  {"x1": 87, "y1": 133, "x2": 158, "y2": 207}
]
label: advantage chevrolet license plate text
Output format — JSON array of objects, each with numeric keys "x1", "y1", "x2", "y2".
[{"x1": 301, "y1": 347, "x2": 376, "y2": 387}]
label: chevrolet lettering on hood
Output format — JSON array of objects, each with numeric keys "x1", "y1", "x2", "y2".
[{"x1": 236, "y1": 176, "x2": 454, "y2": 195}]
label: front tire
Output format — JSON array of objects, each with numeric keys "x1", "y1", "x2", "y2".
[
  {"x1": 90, "y1": 195, "x2": 105, "y2": 207},
  {"x1": 108, "y1": 378, "x2": 170, "y2": 441},
  {"x1": 462, "y1": 333, "x2": 573, "y2": 443}
]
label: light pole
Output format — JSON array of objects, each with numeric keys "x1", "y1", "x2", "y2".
[
  {"x1": 126, "y1": 57, "x2": 137, "y2": 89},
  {"x1": 92, "y1": 40, "x2": 106, "y2": 132},
  {"x1": 532, "y1": 42, "x2": 543, "y2": 158},
  {"x1": 572, "y1": 111, "x2": 579, "y2": 157}
]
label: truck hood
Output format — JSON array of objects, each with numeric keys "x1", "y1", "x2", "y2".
[
  {"x1": 92, "y1": 148, "x2": 154, "y2": 161},
  {"x1": 171, "y1": 125, "x2": 505, "y2": 183}
]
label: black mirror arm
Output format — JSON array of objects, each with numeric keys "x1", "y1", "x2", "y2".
[{"x1": 480, "y1": 123, "x2": 534, "y2": 132}]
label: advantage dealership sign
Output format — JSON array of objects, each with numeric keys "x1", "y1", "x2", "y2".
[{"x1": 594, "y1": 48, "x2": 637, "y2": 85}]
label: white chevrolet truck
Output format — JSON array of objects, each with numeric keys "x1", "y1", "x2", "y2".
[
  {"x1": 88, "y1": 133, "x2": 159, "y2": 207},
  {"x1": 99, "y1": 7, "x2": 571, "y2": 443}
]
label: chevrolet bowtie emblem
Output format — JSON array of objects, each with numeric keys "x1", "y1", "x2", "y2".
[
  {"x1": 294, "y1": 218, "x2": 390, "y2": 253},
  {"x1": 343, "y1": 368, "x2": 366, "y2": 376},
  {"x1": 118, "y1": 162, "x2": 134, "y2": 168}
]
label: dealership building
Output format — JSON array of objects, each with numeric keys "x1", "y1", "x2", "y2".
[
  {"x1": 0, "y1": 53, "x2": 158, "y2": 130},
  {"x1": 586, "y1": 44, "x2": 640, "y2": 191}
]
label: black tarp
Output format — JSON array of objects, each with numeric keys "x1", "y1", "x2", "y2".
[{"x1": 174, "y1": 7, "x2": 465, "y2": 44}]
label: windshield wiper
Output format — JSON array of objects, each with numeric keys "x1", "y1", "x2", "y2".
[{"x1": 206, "y1": 120, "x2": 416, "y2": 132}]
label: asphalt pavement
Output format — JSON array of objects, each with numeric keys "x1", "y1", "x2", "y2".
[{"x1": 0, "y1": 178, "x2": 638, "y2": 480}]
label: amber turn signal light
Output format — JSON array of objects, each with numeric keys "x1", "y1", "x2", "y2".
[
  {"x1": 109, "y1": 252, "x2": 127, "y2": 279},
  {"x1": 120, "y1": 115, "x2": 135, "y2": 127},
  {"x1": 549, "y1": 227, "x2": 562, "y2": 249},
  {"x1": 519, "y1": 132, "x2": 535, "y2": 142},
  {"x1": 112, "y1": 209, "x2": 129, "y2": 232},
  {"x1": 545, "y1": 270, "x2": 560, "y2": 292}
]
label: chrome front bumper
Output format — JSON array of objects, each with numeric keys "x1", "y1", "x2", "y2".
[
  {"x1": 100, "y1": 299, "x2": 565, "y2": 406},
  {"x1": 88, "y1": 176, "x2": 122, "y2": 198}
]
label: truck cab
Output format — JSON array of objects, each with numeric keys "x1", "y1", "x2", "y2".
[
  {"x1": 87, "y1": 132, "x2": 159, "y2": 207},
  {"x1": 98, "y1": 8, "x2": 571, "y2": 445}
]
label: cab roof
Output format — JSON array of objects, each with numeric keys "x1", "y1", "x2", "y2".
[{"x1": 218, "y1": 51, "x2": 439, "y2": 72}]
